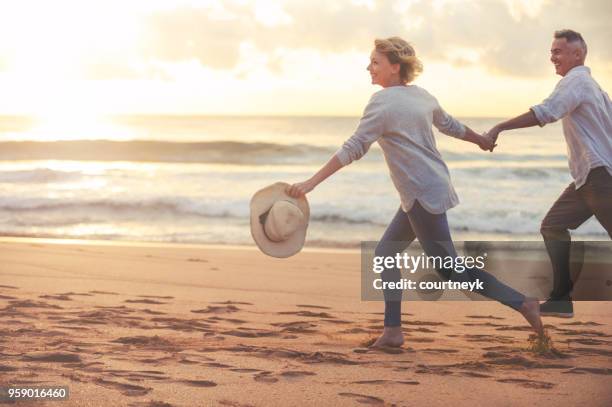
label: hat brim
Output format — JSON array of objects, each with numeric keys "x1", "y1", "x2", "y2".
[{"x1": 250, "y1": 182, "x2": 310, "y2": 258}]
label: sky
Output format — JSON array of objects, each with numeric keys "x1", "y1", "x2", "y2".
[{"x1": 0, "y1": 0, "x2": 610, "y2": 117}]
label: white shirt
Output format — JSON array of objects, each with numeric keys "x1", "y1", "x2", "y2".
[
  {"x1": 531, "y1": 66, "x2": 612, "y2": 188},
  {"x1": 335, "y1": 85, "x2": 466, "y2": 214}
]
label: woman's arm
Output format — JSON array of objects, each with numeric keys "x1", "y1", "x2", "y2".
[
  {"x1": 432, "y1": 102, "x2": 495, "y2": 151},
  {"x1": 462, "y1": 126, "x2": 497, "y2": 152},
  {"x1": 287, "y1": 92, "x2": 386, "y2": 198},
  {"x1": 286, "y1": 154, "x2": 343, "y2": 198}
]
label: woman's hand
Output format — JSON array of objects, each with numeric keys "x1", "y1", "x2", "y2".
[
  {"x1": 286, "y1": 179, "x2": 316, "y2": 198},
  {"x1": 476, "y1": 133, "x2": 497, "y2": 152}
]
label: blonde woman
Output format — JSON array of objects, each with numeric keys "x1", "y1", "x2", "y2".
[{"x1": 286, "y1": 37, "x2": 543, "y2": 348}]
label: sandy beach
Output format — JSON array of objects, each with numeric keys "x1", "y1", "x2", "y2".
[{"x1": 0, "y1": 238, "x2": 610, "y2": 406}]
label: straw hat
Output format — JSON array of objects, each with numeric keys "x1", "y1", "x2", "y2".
[{"x1": 250, "y1": 182, "x2": 310, "y2": 258}]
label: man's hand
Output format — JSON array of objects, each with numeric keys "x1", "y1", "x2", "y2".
[
  {"x1": 286, "y1": 179, "x2": 316, "y2": 198},
  {"x1": 486, "y1": 125, "x2": 502, "y2": 144},
  {"x1": 476, "y1": 133, "x2": 497, "y2": 152}
]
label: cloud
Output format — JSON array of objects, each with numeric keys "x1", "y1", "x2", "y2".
[{"x1": 136, "y1": 0, "x2": 611, "y2": 79}]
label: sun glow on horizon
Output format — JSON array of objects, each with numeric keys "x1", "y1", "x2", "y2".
[{"x1": 0, "y1": 1, "x2": 609, "y2": 117}]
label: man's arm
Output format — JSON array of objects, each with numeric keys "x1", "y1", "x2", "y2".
[{"x1": 487, "y1": 110, "x2": 540, "y2": 142}]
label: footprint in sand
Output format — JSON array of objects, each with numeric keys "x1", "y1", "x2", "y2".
[
  {"x1": 569, "y1": 347, "x2": 612, "y2": 357},
  {"x1": 338, "y1": 392, "x2": 385, "y2": 405},
  {"x1": 192, "y1": 305, "x2": 240, "y2": 314},
  {"x1": 0, "y1": 294, "x2": 17, "y2": 300},
  {"x1": 22, "y1": 352, "x2": 82, "y2": 363},
  {"x1": 125, "y1": 299, "x2": 168, "y2": 305},
  {"x1": 177, "y1": 379, "x2": 217, "y2": 387},
  {"x1": 406, "y1": 320, "x2": 447, "y2": 327},
  {"x1": 415, "y1": 364, "x2": 453, "y2": 376},
  {"x1": 221, "y1": 328, "x2": 278, "y2": 338},
  {"x1": 111, "y1": 335, "x2": 175, "y2": 349},
  {"x1": 556, "y1": 328, "x2": 610, "y2": 338},
  {"x1": 218, "y1": 401, "x2": 256, "y2": 407},
  {"x1": 352, "y1": 379, "x2": 419, "y2": 385},
  {"x1": 187, "y1": 258, "x2": 208, "y2": 263},
  {"x1": 422, "y1": 348, "x2": 459, "y2": 354},
  {"x1": 296, "y1": 304, "x2": 332, "y2": 310},
  {"x1": 0, "y1": 285, "x2": 19, "y2": 289},
  {"x1": 564, "y1": 338, "x2": 610, "y2": 345},
  {"x1": 137, "y1": 295, "x2": 174, "y2": 300},
  {"x1": 482, "y1": 352, "x2": 573, "y2": 369},
  {"x1": 496, "y1": 378, "x2": 555, "y2": 389},
  {"x1": 561, "y1": 321, "x2": 604, "y2": 326},
  {"x1": 6, "y1": 300, "x2": 63, "y2": 310},
  {"x1": 39, "y1": 294, "x2": 73, "y2": 301},
  {"x1": 253, "y1": 372, "x2": 278, "y2": 383},
  {"x1": 212, "y1": 301, "x2": 253, "y2": 305},
  {"x1": 466, "y1": 315, "x2": 506, "y2": 320},
  {"x1": 271, "y1": 321, "x2": 318, "y2": 333},
  {"x1": 278, "y1": 310, "x2": 335, "y2": 318},
  {"x1": 463, "y1": 334, "x2": 515, "y2": 344},
  {"x1": 463, "y1": 322, "x2": 506, "y2": 328},
  {"x1": 563, "y1": 367, "x2": 612, "y2": 375},
  {"x1": 206, "y1": 316, "x2": 247, "y2": 324},
  {"x1": 94, "y1": 378, "x2": 152, "y2": 396},
  {"x1": 59, "y1": 292, "x2": 94, "y2": 297},
  {"x1": 89, "y1": 290, "x2": 119, "y2": 295},
  {"x1": 279, "y1": 370, "x2": 316, "y2": 378},
  {"x1": 205, "y1": 362, "x2": 232, "y2": 368},
  {"x1": 128, "y1": 401, "x2": 174, "y2": 407}
]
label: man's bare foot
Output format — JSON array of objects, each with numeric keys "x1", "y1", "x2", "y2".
[
  {"x1": 370, "y1": 326, "x2": 404, "y2": 348},
  {"x1": 519, "y1": 298, "x2": 544, "y2": 336}
]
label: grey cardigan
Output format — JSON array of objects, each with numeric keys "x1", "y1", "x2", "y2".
[{"x1": 335, "y1": 85, "x2": 466, "y2": 214}]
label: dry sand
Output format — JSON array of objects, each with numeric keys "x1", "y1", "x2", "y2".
[{"x1": 0, "y1": 238, "x2": 610, "y2": 406}]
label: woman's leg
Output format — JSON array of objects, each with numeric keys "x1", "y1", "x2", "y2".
[
  {"x1": 375, "y1": 206, "x2": 416, "y2": 327},
  {"x1": 371, "y1": 206, "x2": 416, "y2": 348},
  {"x1": 406, "y1": 201, "x2": 543, "y2": 334}
]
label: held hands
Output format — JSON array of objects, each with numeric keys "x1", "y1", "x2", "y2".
[
  {"x1": 476, "y1": 133, "x2": 497, "y2": 152},
  {"x1": 286, "y1": 179, "x2": 316, "y2": 198}
]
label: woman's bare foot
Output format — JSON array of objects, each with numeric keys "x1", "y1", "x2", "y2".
[
  {"x1": 370, "y1": 326, "x2": 404, "y2": 348},
  {"x1": 519, "y1": 298, "x2": 544, "y2": 336}
]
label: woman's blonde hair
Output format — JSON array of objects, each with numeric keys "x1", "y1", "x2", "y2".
[{"x1": 374, "y1": 37, "x2": 423, "y2": 84}]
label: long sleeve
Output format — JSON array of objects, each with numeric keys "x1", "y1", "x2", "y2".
[
  {"x1": 335, "y1": 93, "x2": 386, "y2": 166},
  {"x1": 530, "y1": 76, "x2": 583, "y2": 126},
  {"x1": 432, "y1": 102, "x2": 466, "y2": 139}
]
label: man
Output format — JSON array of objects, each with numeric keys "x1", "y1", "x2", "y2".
[{"x1": 486, "y1": 29, "x2": 612, "y2": 318}]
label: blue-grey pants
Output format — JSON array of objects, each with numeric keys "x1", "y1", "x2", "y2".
[{"x1": 375, "y1": 201, "x2": 526, "y2": 327}]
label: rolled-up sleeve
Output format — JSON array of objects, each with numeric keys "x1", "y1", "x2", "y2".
[
  {"x1": 432, "y1": 102, "x2": 466, "y2": 139},
  {"x1": 335, "y1": 93, "x2": 386, "y2": 166},
  {"x1": 530, "y1": 77, "x2": 582, "y2": 127}
]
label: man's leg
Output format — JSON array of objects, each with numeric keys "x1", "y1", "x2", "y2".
[
  {"x1": 579, "y1": 167, "x2": 612, "y2": 238},
  {"x1": 540, "y1": 182, "x2": 592, "y2": 316}
]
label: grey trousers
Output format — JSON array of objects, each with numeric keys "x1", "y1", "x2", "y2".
[
  {"x1": 540, "y1": 166, "x2": 612, "y2": 299},
  {"x1": 376, "y1": 201, "x2": 526, "y2": 327}
]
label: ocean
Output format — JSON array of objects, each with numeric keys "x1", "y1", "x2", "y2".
[{"x1": 0, "y1": 115, "x2": 608, "y2": 247}]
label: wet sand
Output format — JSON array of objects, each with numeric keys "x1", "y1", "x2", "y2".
[{"x1": 0, "y1": 239, "x2": 610, "y2": 406}]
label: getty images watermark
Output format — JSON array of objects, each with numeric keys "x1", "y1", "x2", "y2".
[{"x1": 360, "y1": 241, "x2": 612, "y2": 302}]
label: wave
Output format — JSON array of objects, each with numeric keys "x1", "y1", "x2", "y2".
[
  {"x1": 0, "y1": 140, "x2": 334, "y2": 165},
  {"x1": 0, "y1": 140, "x2": 566, "y2": 165},
  {"x1": 0, "y1": 168, "x2": 83, "y2": 183}
]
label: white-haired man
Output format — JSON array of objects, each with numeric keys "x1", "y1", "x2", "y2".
[{"x1": 487, "y1": 29, "x2": 612, "y2": 318}]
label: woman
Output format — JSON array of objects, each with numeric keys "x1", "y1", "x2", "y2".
[{"x1": 286, "y1": 37, "x2": 543, "y2": 348}]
